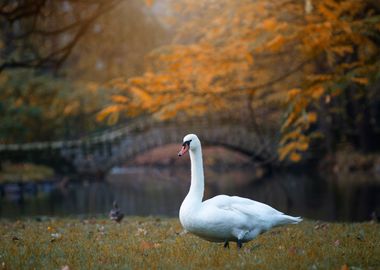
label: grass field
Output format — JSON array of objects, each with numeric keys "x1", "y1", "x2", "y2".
[{"x1": 0, "y1": 217, "x2": 379, "y2": 269}]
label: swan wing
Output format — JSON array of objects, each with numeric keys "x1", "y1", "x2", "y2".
[
  {"x1": 203, "y1": 195, "x2": 302, "y2": 226},
  {"x1": 203, "y1": 195, "x2": 293, "y2": 226},
  {"x1": 205, "y1": 195, "x2": 283, "y2": 216}
]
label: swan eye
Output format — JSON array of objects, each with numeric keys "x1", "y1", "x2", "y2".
[{"x1": 182, "y1": 140, "x2": 192, "y2": 147}]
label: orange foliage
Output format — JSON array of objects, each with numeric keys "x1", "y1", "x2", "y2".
[
  {"x1": 277, "y1": 0, "x2": 379, "y2": 161},
  {"x1": 145, "y1": 0, "x2": 154, "y2": 8},
  {"x1": 98, "y1": 0, "x2": 380, "y2": 162}
]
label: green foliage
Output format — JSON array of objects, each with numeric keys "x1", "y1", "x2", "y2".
[
  {"x1": 0, "y1": 70, "x2": 109, "y2": 143},
  {"x1": 0, "y1": 0, "x2": 169, "y2": 144},
  {"x1": 0, "y1": 218, "x2": 378, "y2": 269},
  {"x1": 0, "y1": 163, "x2": 54, "y2": 183}
]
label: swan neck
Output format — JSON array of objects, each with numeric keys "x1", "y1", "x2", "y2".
[{"x1": 188, "y1": 147, "x2": 204, "y2": 202}]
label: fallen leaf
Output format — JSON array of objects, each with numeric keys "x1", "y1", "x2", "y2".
[
  {"x1": 176, "y1": 230, "x2": 187, "y2": 236},
  {"x1": 51, "y1": 233, "x2": 62, "y2": 242},
  {"x1": 288, "y1": 246, "x2": 297, "y2": 255},
  {"x1": 356, "y1": 230, "x2": 365, "y2": 241},
  {"x1": 97, "y1": 225, "x2": 106, "y2": 234},
  {"x1": 51, "y1": 233, "x2": 61, "y2": 239},
  {"x1": 314, "y1": 222, "x2": 329, "y2": 230},
  {"x1": 82, "y1": 219, "x2": 97, "y2": 225},
  {"x1": 136, "y1": 228, "x2": 148, "y2": 236},
  {"x1": 12, "y1": 236, "x2": 20, "y2": 241},
  {"x1": 139, "y1": 241, "x2": 160, "y2": 251}
]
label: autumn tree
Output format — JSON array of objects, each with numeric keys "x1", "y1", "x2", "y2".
[
  {"x1": 99, "y1": 0, "x2": 380, "y2": 163},
  {"x1": 65, "y1": 0, "x2": 169, "y2": 82},
  {"x1": 97, "y1": 0, "x2": 307, "y2": 161},
  {"x1": 277, "y1": 0, "x2": 380, "y2": 160},
  {"x1": 0, "y1": 0, "x2": 168, "y2": 143},
  {"x1": 99, "y1": 1, "x2": 303, "y2": 133}
]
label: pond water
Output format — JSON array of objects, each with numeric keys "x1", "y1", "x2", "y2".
[{"x1": 1, "y1": 166, "x2": 379, "y2": 222}]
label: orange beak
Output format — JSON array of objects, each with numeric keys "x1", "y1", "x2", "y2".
[{"x1": 178, "y1": 144, "x2": 189, "y2": 156}]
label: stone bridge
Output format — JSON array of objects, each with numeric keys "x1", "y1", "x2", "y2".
[{"x1": 0, "y1": 117, "x2": 278, "y2": 175}]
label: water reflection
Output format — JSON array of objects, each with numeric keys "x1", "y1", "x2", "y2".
[{"x1": 0, "y1": 166, "x2": 379, "y2": 221}]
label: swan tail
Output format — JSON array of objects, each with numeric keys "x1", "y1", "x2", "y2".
[{"x1": 277, "y1": 215, "x2": 303, "y2": 225}]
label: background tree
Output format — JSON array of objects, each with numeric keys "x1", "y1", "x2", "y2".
[
  {"x1": 99, "y1": 0, "x2": 380, "y2": 163},
  {"x1": 0, "y1": 0, "x2": 119, "y2": 73},
  {"x1": 277, "y1": 0, "x2": 380, "y2": 161},
  {"x1": 64, "y1": 0, "x2": 169, "y2": 82},
  {"x1": 0, "y1": 0, "x2": 169, "y2": 143}
]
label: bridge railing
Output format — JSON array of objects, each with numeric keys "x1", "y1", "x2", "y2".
[{"x1": 0, "y1": 114, "x2": 279, "y2": 174}]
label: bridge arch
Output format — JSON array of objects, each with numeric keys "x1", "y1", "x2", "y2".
[{"x1": 0, "y1": 118, "x2": 277, "y2": 174}]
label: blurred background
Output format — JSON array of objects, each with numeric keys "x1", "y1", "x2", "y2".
[{"x1": 0, "y1": 0, "x2": 379, "y2": 222}]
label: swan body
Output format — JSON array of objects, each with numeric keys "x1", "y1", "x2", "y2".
[{"x1": 178, "y1": 134, "x2": 302, "y2": 248}]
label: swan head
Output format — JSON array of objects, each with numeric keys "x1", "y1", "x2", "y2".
[{"x1": 178, "y1": 134, "x2": 201, "y2": 156}]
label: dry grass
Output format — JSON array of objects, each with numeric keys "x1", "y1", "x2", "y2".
[{"x1": 0, "y1": 217, "x2": 379, "y2": 269}]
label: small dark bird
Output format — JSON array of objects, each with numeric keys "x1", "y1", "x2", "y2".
[{"x1": 109, "y1": 201, "x2": 124, "y2": 223}]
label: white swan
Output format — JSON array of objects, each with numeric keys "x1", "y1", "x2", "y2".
[{"x1": 178, "y1": 134, "x2": 302, "y2": 248}]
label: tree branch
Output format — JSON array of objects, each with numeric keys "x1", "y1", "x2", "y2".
[{"x1": 0, "y1": 0, "x2": 121, "y2": 73}]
